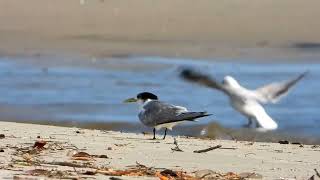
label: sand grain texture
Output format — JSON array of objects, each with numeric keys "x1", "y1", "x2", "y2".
[{"x1": 0, "y1": 121, "x2": 319, "y2": 179}]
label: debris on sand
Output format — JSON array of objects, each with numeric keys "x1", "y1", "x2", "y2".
[
  {"x1": 26, "y1": 169, "x2": 73, "y2": 178},
  {"x1": 315, "y1": 169, "x2": 320, "y2": 177},
  {"x1": 171, "y1": 138, "x2": 184, "y2": 152},
  {"x1": 4, "y1": 138, "x2": 260, "y2": 180},
  {"x1": 33, "y1": 140, "x2": 47, "y2": 149},
  {"x1": 278, "y1": 140, "x2": 289, "y2": 144},
  {"x1": 194, "y1": 169, "x2": 245, "y2": 180},
  {"x1": 239, "y1": 172, "x2": 263, "y2": 179},
  {"x1": 13, "y1": 168, "x2": 79, "y2": 179},
  {"x1": 193, "y1": 145, "x2": 222, "y2": 153},
  {"x1": 70, "y1": 151, "x2": 109, "y2": 161},
  {"x1": 95, "y1": 163, "x2": 195, "y2": 179},
  {"x1": 71, "y1": 151, "x2": 95, "y2": 161}
]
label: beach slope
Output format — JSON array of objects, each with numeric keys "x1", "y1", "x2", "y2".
[{"x1": 0, "y1": 121, "x2": 319, "y2": 179}]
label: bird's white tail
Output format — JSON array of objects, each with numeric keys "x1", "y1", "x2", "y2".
[{"x1": 253, "y1": 105, "x2": 278, "y2": 130}]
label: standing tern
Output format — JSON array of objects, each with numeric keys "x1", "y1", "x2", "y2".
[
  {"x1": 124, "y1": 92, "x2": 212, "y2": 139},
  {"x1": 180, "y1": 69, "x2": 308, "y2": 130}
]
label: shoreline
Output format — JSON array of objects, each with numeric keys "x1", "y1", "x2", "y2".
[
  {"x1": 0, "y1": 121, "x2": 319, "y2": 179},
  {"x1": 2, "y1": 119, "x2": 320, "y2": 145},
  {"x1": 1, "y1": 38, "x2": 320, "y2": 63}
]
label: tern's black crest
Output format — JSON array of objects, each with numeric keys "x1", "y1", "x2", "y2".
[{"x1": 137, "y1": 92, "x2": 158, "y2": 101}]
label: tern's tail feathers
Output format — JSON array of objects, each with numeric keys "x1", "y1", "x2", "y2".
[
  {"x1": 253, "y1": 108, "x2": 278, "y2": 130},
  {"x1": 156, "y1": 112, "x2": 212, "y2": 127},
  {"x1": 177, "y1": 112, "x2": 212, "y2": 121}
]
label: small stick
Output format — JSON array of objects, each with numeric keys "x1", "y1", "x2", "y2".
[
  {"x1": 315, "y1": 169, "x2": 320, "y2": 178},
  {"x1": 193, "y1": 145, "x2": 222, "y2": 153},
  {"x1": 219, "y1": 147, "x2": 237, "y2": 150}
]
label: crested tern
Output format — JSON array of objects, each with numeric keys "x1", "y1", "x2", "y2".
[
  {"x1": 180, "y1": 68, "x2": 308, "y2": 130},
  {"x1": 124, "y1": 92, "x2": 212, "y2": 139}
]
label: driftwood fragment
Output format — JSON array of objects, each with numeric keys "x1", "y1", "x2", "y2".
[
  {"x1": 315, "y1": 169, "x2": 320, "y2": 178},
  {"x1": 278, "y1": 140, "x2": 289, "y2": 144},
  {"x1": 193, "y1": 145, "x2": 222, "y2": 153}
]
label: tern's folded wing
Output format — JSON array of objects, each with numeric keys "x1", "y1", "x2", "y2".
[{"x1": 139, "y1": 101, "x2": 210, "y2": 126}]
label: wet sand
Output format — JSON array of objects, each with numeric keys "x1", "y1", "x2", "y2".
[
  {"x1": 1, "y1": 0, "x2": 320, "y2": 60},
  {"x1": 0, "y1": 121, "x2": 319, "y2": 179}
]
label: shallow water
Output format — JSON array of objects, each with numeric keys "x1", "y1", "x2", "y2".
[{"x1": 0, "y1": 56, "x2": 319, "y2": 137}]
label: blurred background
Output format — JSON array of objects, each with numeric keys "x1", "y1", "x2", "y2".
[{"x1": 0, "y1": 0, "x2": 319, "y2": 143}]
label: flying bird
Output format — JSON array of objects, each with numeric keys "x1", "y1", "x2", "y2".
[
  {"x1": 124, "y1": 92, "x2": 211, "y2": 139},
  {"x1": 180, "y1": 68, "x2": 308, "y2": 130}
]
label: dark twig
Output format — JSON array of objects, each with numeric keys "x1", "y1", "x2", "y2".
[
  {"x1": 193, "y1": 145, "x2": 222, "y2": 153},
  {"x1": 219, "y1": 147, "x2": 237, "y2": 150},
  {"x1": 315, "y1": 169, "x2": 320, "y2": 178}
]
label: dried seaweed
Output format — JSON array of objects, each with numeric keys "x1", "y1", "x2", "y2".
[
  {"x1": 70, "y1": 151, "x2": 108, "y2": 161},
  {"x1": 194, "y1": 170, "x2": 244, "y2": 180},
  {"x1": 41, "y1": 161, "x2": 97, "y2": 169}
]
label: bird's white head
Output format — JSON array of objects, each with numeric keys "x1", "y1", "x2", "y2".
[{"x1": 223, "y1": 76, "x2": 240, "y2": 88}]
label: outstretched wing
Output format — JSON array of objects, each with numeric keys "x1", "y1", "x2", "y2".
[
  {"x1": 139, "y1": 101, "x2": 210, "y2": 127},
  {"x1": 180, "y1": 68, "x2": 226, "y2": 92},
  {"x1": 255, "y1": 71, "x2": 308, "y2": 104}
]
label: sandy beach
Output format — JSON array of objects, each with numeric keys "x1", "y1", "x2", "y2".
[
  {"x1": 1, "y1": 0, "x2": 320, "y2": 60},
  {"x1": 0, "y1": 1, "x2": 320, "y2": 179},
  {"x1": 0, "y1": 121, "x2": 319, "y2": 179}
]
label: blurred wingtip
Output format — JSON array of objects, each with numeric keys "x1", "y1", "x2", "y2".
[
  {"x1": 179, "y1": 67, "x2": 204, "y2": 81},
  {"x1": 302, "y1": 70, "x2": 310, "y2": 76},
  {"x1": 179, "y1": 67, "x2": 195, "y2": 78},
  {"x1": 297, "y1": 70, "x2": 310, "y2": 81}
]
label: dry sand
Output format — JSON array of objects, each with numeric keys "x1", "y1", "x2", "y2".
[
  {"x1": 1, "y1": 0, "x2": 320, "y2": 60},
  {"x1": 0, "y1": 121, "x2": 319, "y2": 179}
]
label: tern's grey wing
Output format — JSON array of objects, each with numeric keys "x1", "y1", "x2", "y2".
[
  {"x1": 139, "y1": 101, "x2": 209, "y2": 127},
  {"x1": 180, "y1": 68, "x2": 226, "y2": 93},
  {"x1": 255, "y1": 71, "x2": 308, "y2": 104}
]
